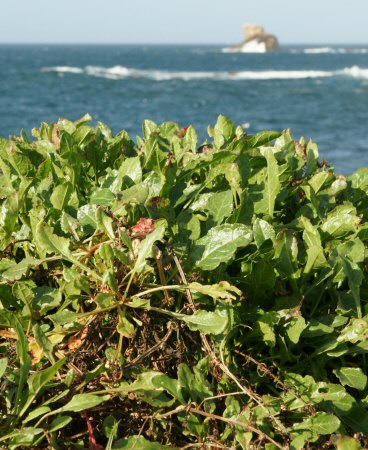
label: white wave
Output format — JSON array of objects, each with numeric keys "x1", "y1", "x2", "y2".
[
  {"x1": 233, "y1": 70, "x2": 332, "y2": 79},
  {"x1": 41, "y1": 65, "x2": 368, "y2": 81},
  {"x1": 339, "y1": 65, "x2": 368, "y2": 79},
  {"x1": 304, "y1": 47, "x2": 336, "y2": 54},
  {"x1": 41, "y1": 66, "x2": 83, "y2": 74},
  {"x1": 82, "y1": 65, "x2": 215, "y2": 81},
  {"x1": 304, "y1": 47, "x2": 368, "y2": 54},
  {"x1": 223, "y1": 40, "x2": 267, "y2": 54}
]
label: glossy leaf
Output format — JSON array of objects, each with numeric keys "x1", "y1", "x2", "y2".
[
  {"x1": 193, "y1": 223, "x2": 252, "y2": 270},
  {"x1": 253, "y1": 218, "x2": 275, "y2": 248},
  {"x1": 333, "y1": 367, "x2": 367, "y2": 390},
  {"x1": 264, "y1": 147, "x2": 281, "y2": 217},
  {"x1": 175, "y1": 307, "x2": 232, "y2": 335},
  {"x1": 293, "y1": 412, "x2": 340, "y2": 434}
]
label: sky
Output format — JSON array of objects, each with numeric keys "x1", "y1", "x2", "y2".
[{"x1": 1, "y1": 0, "x2": 368, "y2": 45}]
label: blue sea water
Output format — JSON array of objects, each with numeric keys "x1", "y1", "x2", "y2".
[{"x1": 0, "y1": 44, "x2": 368, "y2": 174}]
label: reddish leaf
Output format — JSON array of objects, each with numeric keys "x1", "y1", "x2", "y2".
[
  {"x1": 178, "y1": 126, "x2": 189, "y2": 138},
  {"x1": 130, "y1": 218, "x2": 156, "y2": 238}
]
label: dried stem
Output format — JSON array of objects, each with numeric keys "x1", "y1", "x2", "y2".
[
  {"x1": 147, "y1": 403, "x2": 283, "y2": 449},
  {"x1": 169, "y1": 246, "x2": 288, "y2": 438}
]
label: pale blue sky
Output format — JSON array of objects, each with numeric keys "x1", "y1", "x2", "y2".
[{"x1": 1, "y1": 0, "x2": 367, "y2": 44}]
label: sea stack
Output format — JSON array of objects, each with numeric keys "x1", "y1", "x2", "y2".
[{"x1": 223, "y1": 23, "x2": 281, "y2": 53}]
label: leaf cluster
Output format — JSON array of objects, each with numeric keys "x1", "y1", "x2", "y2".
[{"x1": 1, "y1": 114, "x2": 368, "y2": 448}]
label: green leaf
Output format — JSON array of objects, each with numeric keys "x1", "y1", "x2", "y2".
[
  {"x1": 112, "y1": 435, "x2": 174, "y2": 450},
  {"x1": 143, "y1": 119, "x2": 158, "y2": 139},
  {"x1": 90, "y1": 188, "x2": 115, "y2": 206},
  {"x1": 6, "y1": 428, "x2": 43, "y2": 447},
  {"x1": 33, "y1": 323, "x2": 55, "y2": 364},
  {"x1": 304, "y1": 246, "x2": 328, "y2": 274},
  {"x1": 253, "y1": 218, "x2": 275, "y2": 248},
  {"x1": 336, "y1": 436, "x2": 363, "y2": 450},
  {"x1": 143, "y1": 136, "x2": 167, "y2": 174},
  {"x1": 193, "y1": 223, "x2": 252, "y2": 270},
  {"x1": 321, "y1": 204, "x2": 360, "y2": 239},
  {"x1": 111, "y1": 371, "x2": 181, "y2": 406},
  {"x1": 176, "y1": 307, "x2": 232, "y2": 335},
  {"x1": 285, "y1": 317, "x2": 307, "y2": 344},
  {"x1": 19, "y1": 358, "x2": 66, "y2": 417},
  {"x1": 103, "y1": 415, "x2": 119, "y2": 440},
  {"x1": 0, "y1": 195, "x2": 19, "y2": 250},
  {"x1": 333, "y1": 367, "x2": 367, "y2": 391},
  {"x1": 47, "y1": 309, "x2": 82, "y2": 326},
  {"x1": 243, "y1": 260, "x2": 276, "y2": 294},
  {"x1": 190, "y1": 190, "x2": 233, "y2": 224},
  {"x1": 33, "y1": 286, "x2": 62, "y2": 316},
  {"x1": 338, "y1": 318, "x2": 368, "y2": 344},
  {"x1": 340, "y1": 255, "x2": 363, "y2": 318},
  {"x1": 293, "y1": 412, "x2": 340, "y2": 434},
  {"x1": 337, "y1": 238, "x2": 365, "y2": 264},
  {"x1": 36, "y1": 222, "x2": 102, "y2": 281},
  {"x1": 306, "y1": 140, "x2": 319, "y2": 175},
  {"x1": 134, "y1": 220, "x2": 166, "y2": 273},
  {"x1": 0, "y1": 357, "x2": 8, "y2": 378},
  {"x1": 301, "y1": 216, "x2": 322, "y2": 248},
  {"x1": 50, "y1": 181, "x2": 73, "y2": 210},
  {"x1": 119, "y1": 182, "x2": 149, "y2": 205},
  {"x1": 187, "y1": 281, "x2": 241, "y2": 301},
  {"x1": 183, "y1": 125, "x2": 198, "y2": 152},
  {"x1": 2, "y1": 257, "x2": 41, "y2": 281},
  {"x1": 245, "y1": 130, "x2": 281, "y2": 149},
  {"x1": 78, "y1": 204, "x2": 98, "y2": 230},
  {"x1": 12, "y1": 281, "x2": 34, "y2": 317},
  {"x1": 119, "y1": 156, "x2": 142, "y2": 185},
  {"x1": 14, "y1": 322, "x2": 32, "y2": 415},
  {"x1": 23, "y1": 406, "x2": 51, "y2": 424},
  {"x1": 96, "y1": 207, "x2": 115, "y2": 240},
  {"x1": 117, "y1": 310, "x2": 136, "y2": 338},
  {"x1": 55, "y1": 393, "x2": 110, "y2": 413},
  {"x1": 274, "y1": 230, "x2": 299, "y2": 280},
  {"x1": 308, "y1": 171, "x2": 331, "y2": 193},
  {"x1": 47, "y1": 415, "x2": 73, "y2": 433},
  {"x1": 264, "y1": 147, "x2": 281, "y2": 217},
  {"x1": 213, "y1": 115, "x2": 236, "y2": 148},
  {"x1": 36, "y1": 222, "x2": 72, "y2": 259},
  {"x1": 60, "y1": 211, "x2": 79, "y2": 239},
  {"x1": 258, "y1": 320, "x2": 276, "y2": 347}
]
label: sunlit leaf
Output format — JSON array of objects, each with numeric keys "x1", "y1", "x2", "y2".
[{"x1": 192, "y1": 223, "x2": 252, "y2": 270}]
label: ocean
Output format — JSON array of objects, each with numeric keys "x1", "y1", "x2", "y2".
[{"x1": 0, "y1": 44, "x2": 367, "y2": 174}]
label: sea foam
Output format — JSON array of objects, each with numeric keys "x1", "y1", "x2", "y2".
[
  {"x1": 42, "y1": 66, "x2": 84, "y2": 74},
  {"x1": 41, "y1": 65, "x2": 368, "y2": 81},
  {"x1": 303, "y1": 47, "x2": 368, "y2": 54}
]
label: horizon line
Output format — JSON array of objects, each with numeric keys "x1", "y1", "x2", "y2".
[{"x1": 0, "y1": 41, "x2": 367, "y2": 46}]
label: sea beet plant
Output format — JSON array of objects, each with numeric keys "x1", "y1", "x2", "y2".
[{"x1": 0, "y1": 114, "x2": 368, "y2": 449}]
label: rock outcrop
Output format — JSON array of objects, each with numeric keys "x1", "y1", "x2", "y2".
[{"x1": 223, "y1": 23, "x2": 280, "y2": 53}]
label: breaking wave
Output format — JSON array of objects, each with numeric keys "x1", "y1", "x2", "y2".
[
  {"x1": 42, "y1": 66, "x2": 84, "y2": 74},
  {"x1": 41, "y1": 65, "x2": 368, "y2": 81},
  {"x1": 303, "y1": 47, "x2": 368, "y2": 54}
]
